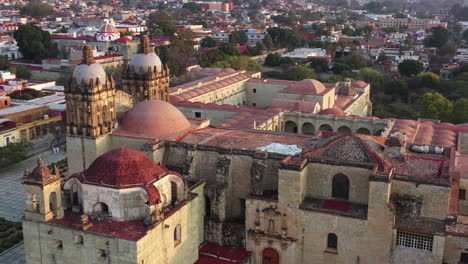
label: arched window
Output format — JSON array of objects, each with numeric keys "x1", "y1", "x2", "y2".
[
  {"x1": 171, "y1": 182, "x2": 178, "y2": 205},
  {"x1": 357, "y1": 127, "x2": 371, "y2": 135},
  {"x1": 327, "y1": 233, "x2": 338, "y2": 249},
  {"x1": 49, "y1": 192, "x2": 57, "y2": 217},
  {"x1": 302, "y1": 122, "x2": 315, "y2": 135},
  {"x1": 268, "y1": 219, "x2": 275, "y2": 233},
  {"x1": 174, "y1": 224, "x2": 181, "y2": 247},
  {"x1": 332, "y1": 174, "x2": 350, "y2": 200},
  {"x1": 319, "y1": 124, "x2": 333, "y2": 132},
  {"x1": 262, "y1": 247, "x2": 279, "y2": 264},
  {"x1": 337, "y1": 126, "x2": 352, "y2": 134},
  {"x1": 284, "y1": 121, "x2": 298, "y2": 133},
  {"x1": 93, "y1": 202, "x2": 109, "y2": 214},
  {"x1": 71, "y1": 183, "x2": 79, "y2": 207}
]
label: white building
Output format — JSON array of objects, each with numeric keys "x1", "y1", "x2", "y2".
[{"x1": 282, "y1": 48, "x2": 328, "y2": 59}]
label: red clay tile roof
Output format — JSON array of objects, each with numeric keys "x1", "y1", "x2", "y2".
[
  {"x1": 318, "y1": 108, "x2": 345, "y2": 117},
  {"x1": 280, "y1": 79, "x2": 328, "y2": 95},
  {"x1": 195, "y1": 243, "x2": 252, "y2": 264},
  {"x1": 79, "y1": 148, "x2": 166, "y2": 188}
]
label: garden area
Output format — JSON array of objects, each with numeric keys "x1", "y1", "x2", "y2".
[
  {"x1": 0, "y1": 218, "x2": 22, "y2": 254},
  {"x1": 8, "y1": 88, "x2": 49, "y2": 101}
]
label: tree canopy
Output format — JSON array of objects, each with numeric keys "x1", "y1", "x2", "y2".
[
  {"x1": 147, "y1": 10, "x2": 176, "y2": 37},
  {"x1": 420, "y1": 93, "x2": 453, "y2": 121},
  {"x1": 424, "y1": 27, "x2": 449, "y2": 48},
  {"x1": 200, "y1": 36, "x2": 217, "y2": 48},
  {"x1": 229, "y1": 30, "x2": 248, "y2": 45},
  {"x1": 398, "y1": 59, "x2": 424, "y2": 76},
  {"x1": 182, "y1": 2, "x2": 201, "y2": 12},
  {"x1": 20, "y1": 1, "x2": 54, "y2": 18},
  {"x1": 14, "y1": 24, "x2": 58, "y2": 63},
  {"x1": 289, "y1": 66, "x2": 317, "y2": 81}
]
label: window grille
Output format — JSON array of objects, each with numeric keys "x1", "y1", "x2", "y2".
[{"x1": 396, "y1": 231, "x2": 433, "y2": 252}]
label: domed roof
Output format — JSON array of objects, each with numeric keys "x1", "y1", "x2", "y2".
[
  {"x1": 318, "y1": 108, "x2": 345, "y2": 117},
  {"x1": 98, "y1": 22, "x2": 118, "y2": 33},
  {"x1": 130, "y1": 53, "x2": 163, "y2": 73},
  {"x1": 295, "y1": 79, "x2": 326, "y2": 94},
  {"x1": 83, "y1": 148, "x2": 165, "y2": 188},
  {"x1": 73, "y1": 44, "x2": 107, "y2": 85},
  {"x1": 129, "y1": 35, "x2": 163, "y2": 74},
  {"x1": 117, "y1": 100, "x2": 191, "y2": 137},
  {"x1": 73, "y1": 63, "x2": 107, "y2": 85}
]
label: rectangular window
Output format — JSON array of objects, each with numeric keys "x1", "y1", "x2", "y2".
[
  {"x1": 195, "y1": 112, "x2": 201, "y2": 118},
  {"x1": 396, "y1": 231, "x2": 433, "y2": 252},
  {"x1": 460, "y1": 189, "x2": 466, "y2": 200},
  {"x1": 253, "y1": 88, "x2": 257, "y2": 93}
]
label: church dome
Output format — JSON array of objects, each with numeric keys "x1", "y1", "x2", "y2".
[
  {"x1": 72, "y1": 44, "x2": 107, "y2": 85},
  {"x1": 118, "y1": 100, "x2": 191, "y2": 136},
  {"x1": 83, "y1": 148, "x2": 165, "y2": 188},
  {"x1": 73, "y1": 63, "x2": 107, "y2": 85},
  {"x1": 129, "y1": 35, "x2": 163, "y2": 73},
  {"x1": 282, "y1": 79, "x2": 327, "y2": 95},
  {"x1": 129, "y1": 53, "x2": 163, "y2": 73},
  {"x1": 98, "y1": 22, "x2": 118, "y2": 33}
]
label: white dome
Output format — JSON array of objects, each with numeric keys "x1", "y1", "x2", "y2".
[
  {"x1": 73, "y1": 63, "x2": 107, "y2": 85},
  {"x1": 129, "y1": 53, "x2": 163, "y2": 73}
]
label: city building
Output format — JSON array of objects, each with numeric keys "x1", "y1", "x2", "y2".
[{"x1": 21, "y1": 35, "x2": 468, "y2": 264}]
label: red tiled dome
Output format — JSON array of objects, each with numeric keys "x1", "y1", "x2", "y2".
[
  {"x1": 98, "y1": 23, "x2": 118, "y2": 33},
  {"x1": 318, "y1": 108, "x2": 345, "y2": 117},
  {"x1": 287, "y1": 79, "x2": 327, "y2": 94},
  {"x1": 351, "y1": 81, "x2": 368, "y2": 88},
  {"x1": 83, "y1": 148, "x2": 166, "y2": 188},
  {"x1": 118, "y1": 100, "x2": 191, "y2": 136}
]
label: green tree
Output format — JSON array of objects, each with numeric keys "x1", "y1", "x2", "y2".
[
  {"x1": 147, "y1": 11, "x2": 176, "y2": 37},
  {"x1": 310, "y1": 58, "x2": 329, "y2": 72},
  {"x1": 340, "y1": 52, "x2": 367, "y2": 69},
  {"x1": 264, "y1": 53, "x2": 281, "y2": 66},
  {"x1": 20, "y1": 1, "x2": 54, "y2": 18},
  {"x1": 255, "y1": 42, "x2": 265, "y2": 51},
  {"x1": 333, "y1": 63, "x2": 352, "y2": 75},
  {"x1": 0, "y1": 142, "x2": 32, "y2": 167},
  {"x1": 384, "y1": 79, "x2": 409, "y2": 98},
  {"x1": 167, "y1": 60, "x2": 180, "y2": 77},
  {"x1": 342, "y1": 27, "x2": 354, "y2": 36},
  {"x1": 14, "y1": 24, "x2": 58, "y2": 63},
  {"x1": 451, "y1": 98, "x2": 468, "y2": 124},
  {"x1": 424, "y1": 27, "x2": 449, "y2": 48},
  {"x1": 219, "y1": 43, "x2": 240, "y2": 56},
  {"x1": 227, "y1": 56, "x2": 261, "y2": 71},
  {"x1": 15, "y1": 65, "x2": 31, "y2": 79},
  {"x1": 199, "y1": 49, "x2": 224, "y2": 67},
  {"x1": 358, "y1": 67, "x2": 383, "y2": 88},
  {"x1": 200, "y1": 36, "x2": 216, "y2": 48},
  {"x1": 377, "y1": 51, "x2": 388, "y2": 62},
  {"x1": 262, "y1": 34, "x2": 273, "y2": 50},
  {"x1": 417, "y1": 72, "x2": 440, "y2": 89},
  {"x1": 279, "y1": 57, "x2": 294, "y2": 65},
  {"x1": 420, "y1": 93, "x2": 453, "y2": 121},
  {"x1": 464, "y1": 29, "x2": 468, "y2": 42},
  {"x1": 289, "y1": 66, "x2": 317, "y2": 81},
  {"x1": 0, "y1": 55, "x2": 11, "y2": 70},
  {"x1": 229, "y1": 30, "x2": 248, "y2": 45},
  {"x1": 398, "y1": 59, "x2": 425, "y2": 76},
  {"x1": 182, "y1": 2, "x2": 201, "y2": 12}
]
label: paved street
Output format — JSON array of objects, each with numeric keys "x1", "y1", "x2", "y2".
[{"x1": 0, "y1": 150, "x2": 66, "y2": 263}]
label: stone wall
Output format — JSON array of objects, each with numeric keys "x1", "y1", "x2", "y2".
[
  {"x1": 305, "y1": 163, "x2": 371, "y2": 204},
  {"x1": 391, "y1": 180, "x2": 449, "y2": 220}
]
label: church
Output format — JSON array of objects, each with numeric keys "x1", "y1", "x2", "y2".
[{"x1": 21, "y1": 36, "x2": 468, "y2": 264}]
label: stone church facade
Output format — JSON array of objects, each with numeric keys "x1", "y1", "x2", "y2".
[{"x1": 21, "y1": 36, "x2": 468, "y2": 264}]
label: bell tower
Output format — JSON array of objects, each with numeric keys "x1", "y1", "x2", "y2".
[
  {"x1": 65, "y1": 44, "x2": 117, "y2": 138},
  {"x1": 65, "y1": 44, "x2": 116, "y2": 174},
  {"x1": 23, "y1": 159, "x2": 64, "y2": 221},
  {"x1": 122, "y1": 35, "x2": 170, "y2": 104}
]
